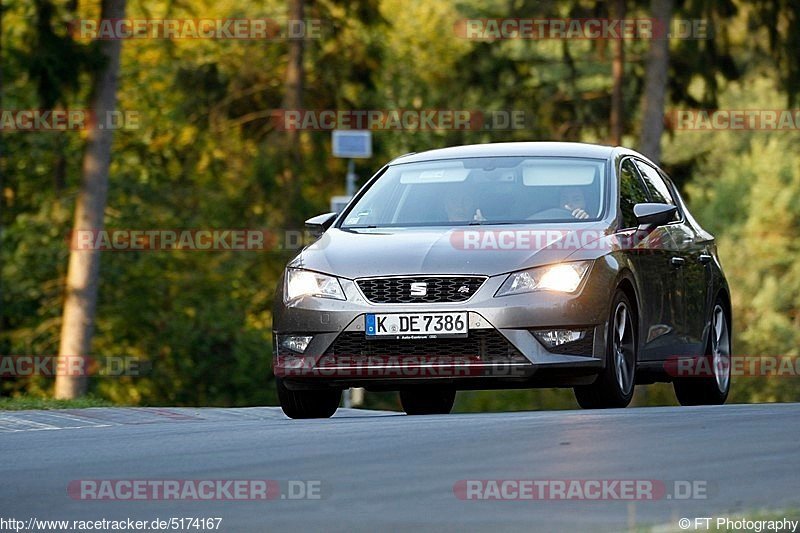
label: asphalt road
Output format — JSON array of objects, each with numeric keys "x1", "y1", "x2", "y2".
[{"x1": 1, "y1": 403, "x2": 798, "y2": 532}]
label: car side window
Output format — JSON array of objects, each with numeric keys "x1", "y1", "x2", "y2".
[
  {"x1": 618, "y1": 158, "x2": 649, "y2": 229},
  {"x1": 658, "y1": 169, "x2": 686, "y2": 216},
  {"x1": 634, "y1": 160, "x2": 680, "y2": 222}
]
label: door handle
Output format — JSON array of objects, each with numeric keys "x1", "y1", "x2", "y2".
[
  {"x1": 670, "y1": 256, "x2": 685, "y2": 267},
  {"x1": 698, "y1": 254, "x2": 712, "y2": 264}
]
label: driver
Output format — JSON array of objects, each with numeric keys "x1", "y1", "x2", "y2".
[
  {"x1": 444, "y1": 188, "x2": 486, "y2": 222},
  {"x1": 560, "y1": 188, "x2": 590, "y2": 219}
]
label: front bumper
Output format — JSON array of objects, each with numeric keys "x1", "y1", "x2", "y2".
[{"x1": 272, "y1": 270, "x2": 612, "y2": 390}]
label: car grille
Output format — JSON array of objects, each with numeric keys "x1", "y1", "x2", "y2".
[
  {"x1": 321, "y1": 330, "x2": 527, "y2": 363},
  {"x1": 356, "y1": 276, "x2": 486, "y2": 304}
]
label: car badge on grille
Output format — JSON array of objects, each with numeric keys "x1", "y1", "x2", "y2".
[
  {"x1": 409, "y1": 282, "x2": 427, "y2": 296},
  {"x1": 457, "y1": 285, "x2": 470, "y2": 294}
]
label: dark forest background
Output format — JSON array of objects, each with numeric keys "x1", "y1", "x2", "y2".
[{"x1": 2, "y1": 0, "x2": 799, "y2": 410}]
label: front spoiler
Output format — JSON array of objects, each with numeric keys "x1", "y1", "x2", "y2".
[{"x1": 277, "y1": 355, "x2": 603, "y2": 391}]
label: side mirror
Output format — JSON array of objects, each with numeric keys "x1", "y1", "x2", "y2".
[
  {"x1": 633, "y1": 203, "x2": 678, "y2": 230},
  {"x1": 305, "y1": 212, "x2": 337, "y2": 237}
]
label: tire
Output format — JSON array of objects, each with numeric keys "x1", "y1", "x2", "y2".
[
  {"x1": 574, "y1": 289, "x2": 637, "y2": 409},
  {"x1": 674, "y1": 301, "x2": 731, "y2": 406},
  {"x1": 399, "y1": 388, "x2": 456, "y2": 415},
  {"x1": 276, "y1": 378, "x2": 341, "y2": 419}
]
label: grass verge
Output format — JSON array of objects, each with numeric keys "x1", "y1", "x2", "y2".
[{"x1": 0, "y1": 395, "x2": 115, "y2": 411}]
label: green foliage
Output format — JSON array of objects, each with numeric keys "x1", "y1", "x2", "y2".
[
  {"x1": 0, "y1": 394, "x2": 114, "y2": 410},
  {"x1": 455, "y1": 389, "x2": 579, "y2": 412},
  {"x1": 667, "y1": 78, "x2": 800, "y2": 403}
]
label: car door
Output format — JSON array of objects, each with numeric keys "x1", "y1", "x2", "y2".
[
  {"x1": 617, "y1": 157, "x2": 678, "y2": 361},
  {"x1": 634, "y1": 159, "x2": 708, "y2": 357},
  {"x1": 655, "y1": 164, "x2": 712, "y2": 355}
]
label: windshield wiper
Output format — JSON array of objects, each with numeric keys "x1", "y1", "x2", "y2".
[{"x1": 466, "y1": 220, "x2": 520, "y2": 226}]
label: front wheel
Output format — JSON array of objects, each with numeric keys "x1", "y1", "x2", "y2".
[
  {"x1": 399, "y1": 388, "x2": 456, "y2": 415},
  {"x1": 574, "y1": 290, "x2": 637, "y2": 409},
  {"x1": 674, "y1": 302, "x2": 731, "y2": 406},
  {"x1": 276, "y1": 378, "x2": 342, "y2": 419}
]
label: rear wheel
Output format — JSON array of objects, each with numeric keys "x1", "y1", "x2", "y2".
[
  {"x1": 674, "y1": 302, "x2": 730, "y2": 406},
  {"x1": 276, "y1": 378, "x2": 341, "y2": 419},
  {"x1": 574, "y1": 290, "x2": 637, "y2": 409},
  {"x1": 399, "y1": 388, "x2": 456, "y2": 415}
]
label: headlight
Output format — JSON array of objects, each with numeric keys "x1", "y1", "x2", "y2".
[
  {"x1": 495, "y1": 261, "x2": 592, "y2": 296},
  {"x1": 284, "y1": 269, "x2": 346, "y2": 301}
]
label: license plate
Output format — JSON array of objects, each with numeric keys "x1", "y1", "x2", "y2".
[{"x1": 365, "y1": 312, "x2": 468, "y2": 339}]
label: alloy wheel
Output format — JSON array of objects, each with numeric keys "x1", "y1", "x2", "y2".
[{"x1": 612, "y1": 301, "x2": 635, "y2": 395}]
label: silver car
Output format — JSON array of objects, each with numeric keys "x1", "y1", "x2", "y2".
[{"x1": 273, "y1": 142, "x2": 731, "y2": 418}]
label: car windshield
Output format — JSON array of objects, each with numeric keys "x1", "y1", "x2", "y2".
[{"x1": 341, "y1": 156, "x2": 607, "y2": 228}]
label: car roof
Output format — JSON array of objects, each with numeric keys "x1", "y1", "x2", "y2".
[{"x1": 389, "y1": 142, "x2": 617, "y2": 165}]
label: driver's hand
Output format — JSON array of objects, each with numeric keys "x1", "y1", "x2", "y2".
[
  {"x1": 473, "y1": 209, "x2": 486, "y2": 222},
  {"x1": 565, "y1": 205, "x2": 589, "y2": 219}
]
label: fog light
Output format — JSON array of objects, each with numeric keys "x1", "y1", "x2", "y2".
[
  {"x1": 279, "y1": 335, "x2": 313, "y2": 354},
  {"x1": 533, "y1": 329, "x2": 586, "y2": 348}
]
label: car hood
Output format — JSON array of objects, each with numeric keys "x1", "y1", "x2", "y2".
[{"x1": 288, "y1": 224, "x2": 611, "y2": 278}]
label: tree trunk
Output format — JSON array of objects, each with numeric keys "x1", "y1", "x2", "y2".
[
  {"x1": 282, "y1": 0, "x2": 305, "y2": 136},
  {"x1": 638, "y1": 0, "x2": 673, "y2": 163},
  {"x1": 55, "y1": 0, "x2": 125, "y2": 399},
  {"x1": 282, "y1": 0, "x2": 305, "y2": 227},
  {"x1": 610, "y1": 0, "x2": 626, "y2": 146}
]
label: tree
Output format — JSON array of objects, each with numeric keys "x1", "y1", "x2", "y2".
[
  {"x1": 281, "y1": 0, "x2": 306, "y2": 227},
  {"x1": 638, "y1": 0, "x2": 673, "y2": 163},
  {"x1": 55, "y1": 0, "x2": 126, "y2": 399},
  {"x1": 751, "y1": 0, "x2": 800, "y2": 106},
  {"x1": 609, "y1": 0, "x2": 626, "y2": 145}
]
